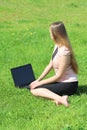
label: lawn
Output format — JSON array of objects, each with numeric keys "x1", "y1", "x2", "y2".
[{"x1": 0, "y1": 0, "x2": 87, "y2": 130}]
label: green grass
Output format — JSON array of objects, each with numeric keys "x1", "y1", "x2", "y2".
[{"x1": 0, "y1": 0, "x2": 87, "y2": 130}]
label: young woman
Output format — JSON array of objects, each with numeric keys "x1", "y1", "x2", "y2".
[{"x1": 29, "y1": 21, "x2": 78, "y2": 107}]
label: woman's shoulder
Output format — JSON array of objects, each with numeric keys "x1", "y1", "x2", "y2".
[{"x1": 58, "y1": 46, "x2": 71, "y2": 56}]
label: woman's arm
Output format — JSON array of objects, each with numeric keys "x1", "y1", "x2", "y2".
[
  {"x1": 37, "y1": 59, "x2": 53, "y2": 81},
  {"x1": 30, "y1": 55, "x2": 70, "y2": 89},
  {"x1": 39, "y1": 55, "x2": 70, "y2": 84},
  {"x1": 37, "y1": 45, "x2": 57, "y2": 81},
  {"x1": 30, "y1": 59, "x2": 53, "y2": 88}
]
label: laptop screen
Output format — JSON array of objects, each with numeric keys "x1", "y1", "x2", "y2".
[{"x1": 11, "y1": 64, "x2": 35, "y2": 88}]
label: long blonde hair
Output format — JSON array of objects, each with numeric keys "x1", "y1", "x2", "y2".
[{"x1": 50, "y1": 21, "x2": 78, "y2": 73}]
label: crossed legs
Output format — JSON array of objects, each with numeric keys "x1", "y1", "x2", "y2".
[{"x1": 30, "y1": 88, "x2": 69, "y2": 107}]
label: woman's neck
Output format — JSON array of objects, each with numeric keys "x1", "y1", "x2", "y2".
[{"x1": 56, "y1": 43, "x2": 62, "y2": 48}]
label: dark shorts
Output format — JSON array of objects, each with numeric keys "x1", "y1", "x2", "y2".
[{"x1": 36, "y1": 81, "x2": 78, "y2": 96}]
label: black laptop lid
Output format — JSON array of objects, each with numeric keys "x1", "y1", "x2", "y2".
[{"x1": 11, "y1": 64, "x2": 35, "y2": 88}]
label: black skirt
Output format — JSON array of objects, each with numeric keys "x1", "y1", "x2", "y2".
[{"x1": 36, "y1": 81, "x2": 78, "y2": 96}]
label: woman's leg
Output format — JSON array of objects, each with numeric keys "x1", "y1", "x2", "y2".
[{"x1": 30, "y1": 88, "x2": 69, "y2": 107}]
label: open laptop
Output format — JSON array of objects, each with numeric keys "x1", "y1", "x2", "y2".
[{"x1": 11, "y1": 64, "x2": 35, "y2": 89}]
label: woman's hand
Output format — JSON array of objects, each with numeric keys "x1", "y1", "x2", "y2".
[{"x1": 29, "y1": 80, "x2": 41, "y2": 89}]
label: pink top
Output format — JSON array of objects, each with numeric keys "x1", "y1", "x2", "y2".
[{"x1": 52, "y1": 45, "x2": 78, "y2": 82}]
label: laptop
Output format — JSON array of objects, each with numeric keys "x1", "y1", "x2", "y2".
[{"x1": 11, "y1": 64, "x2": 35, "y2": 89}]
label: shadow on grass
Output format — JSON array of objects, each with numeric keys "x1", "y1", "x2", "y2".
[{"x1": 77, "y1": 85, "x2": 87, "y2": 95}]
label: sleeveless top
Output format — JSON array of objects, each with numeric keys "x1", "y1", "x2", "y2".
[{"x1": 52, "y1": 45, "x2": 78, "y2": 82}]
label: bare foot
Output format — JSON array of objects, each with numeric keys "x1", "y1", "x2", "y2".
[
  {"x1": 60, "y1": 95, "x2": 69, "y2": 107},
  {"x1": 53, "y1": 95, "x2": 69, "y2": 107},
  {"x1": 52, "y1": 100, "x2": 62, "y2": 106}
]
